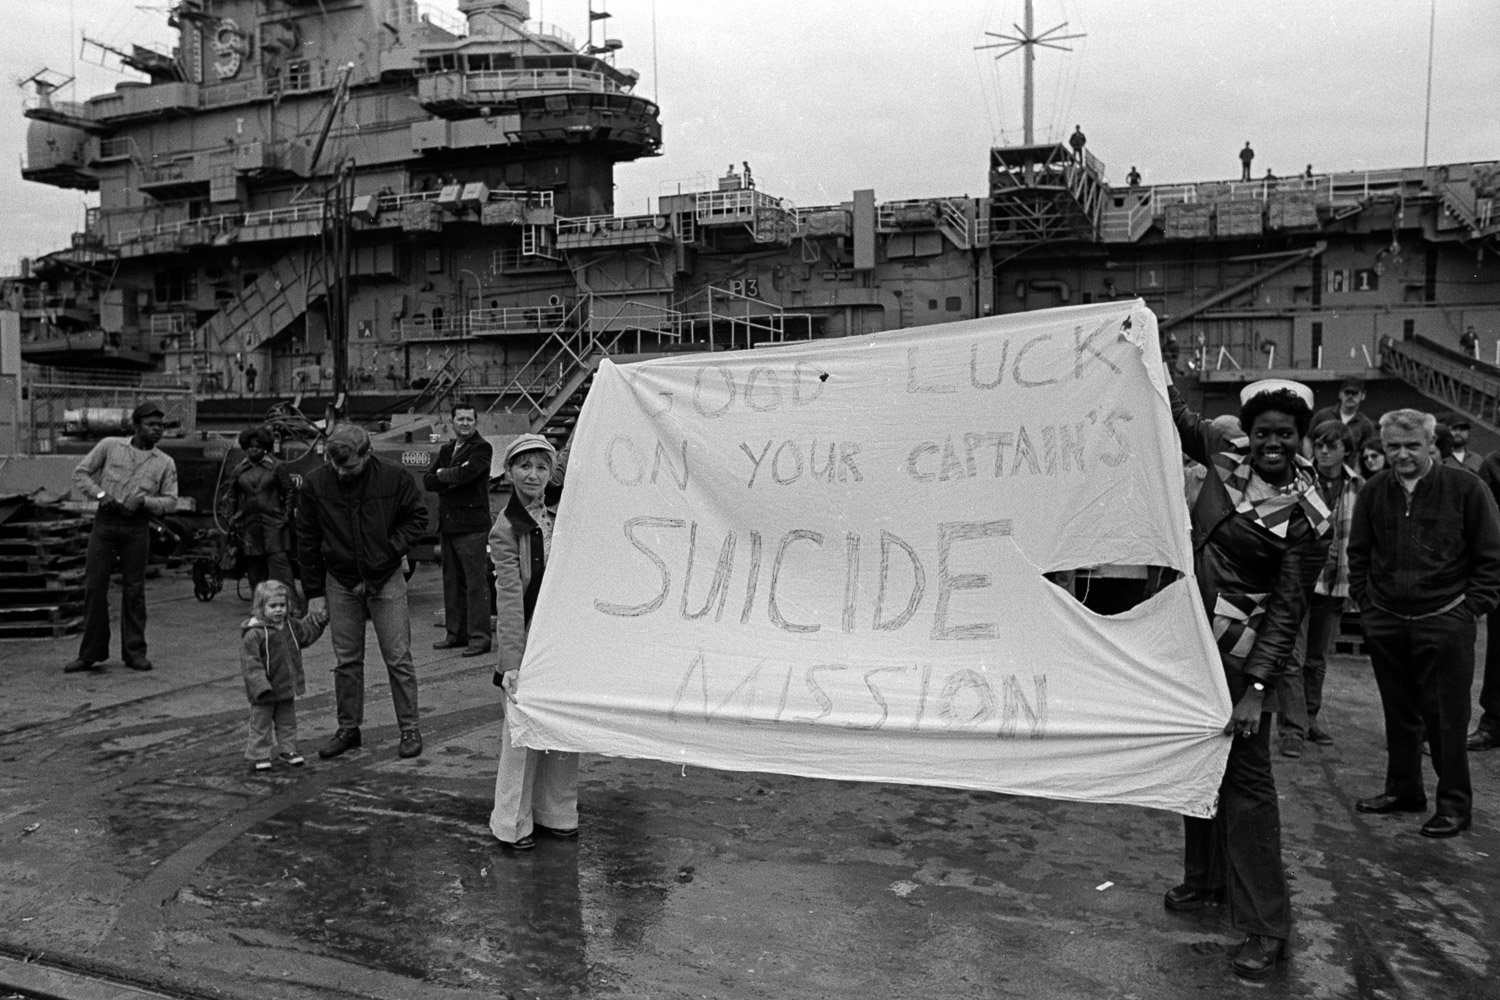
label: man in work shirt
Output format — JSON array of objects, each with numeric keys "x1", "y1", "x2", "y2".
[{"x1": 65, "y1": 401, "x2": 179, "y2": 673}]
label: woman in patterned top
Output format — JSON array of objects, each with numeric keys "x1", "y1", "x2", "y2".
[{"x1": 1164, "y1": 377, "x2": 1333, "y2": 981}]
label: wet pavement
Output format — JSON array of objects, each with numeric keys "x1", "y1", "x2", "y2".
[{"x1": 0, "y1": 568, "x2": 1497, "y2": 999}]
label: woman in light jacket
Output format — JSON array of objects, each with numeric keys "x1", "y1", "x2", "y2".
[{"x1": 488, "y1": 433, "x2": 577, "y2": 850}]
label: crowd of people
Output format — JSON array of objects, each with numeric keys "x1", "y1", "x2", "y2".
[
  {"x1": 55, "y1": 379, "x2": 1500, "y2": 982},
  {"x1": 1170, "y1": 371, "x2": 1500, "y2": 980}
]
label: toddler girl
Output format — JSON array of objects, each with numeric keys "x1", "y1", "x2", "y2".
[{"x1": 242, "y1": 580, "x2": 326, "y2": 770}]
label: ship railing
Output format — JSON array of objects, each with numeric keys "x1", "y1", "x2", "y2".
[
  {"x1": 695, "y1": 188, "x2": 788, "y2": 222},
  {"x1": 417, "y1": 2, "x2": 467, "y2": 35},
  {"x1": 877, "y1": 198, "x2": 942, "y2": 230},
  {"x1": 378, "y1": 187, "x2": 554, "y2": 214},
  {"x1": 527, "y1": 21, "x2": 577, "y2": 49},
  {"x1": 201, "y1": 65, "x2": 330, "y2": 109},
  {"x1": 97, "y1": 136, "x2": 139, "y2": 162},
  {"x1": 939, "y1": 199, "x2": 972, "y2": 249},
  {"x1": 115, "y1": 212, "x2": 241, "y2": 245},
  {"x1": 243, "y1": 203, "x2": 326, "y2": 228},
  {"x1": 146, "y1": 313, "x2": 192, "y2": 336},
  {"x1": 469, "y1": 304, "x2": 570, "y2": 335},
  {"x1": 1149, "y1": 175, "x2": 1332, "y2": 212},
  {"x1": 396, "y1": 315, "x2": 472, "y2": 341},
  {"x1": 555, "y1": 213, "x2": 666, "y2": 236},
  {"x1": 459, "y1": 68, "x2": 630, "y2": 98},
  {"x1": 15, "y1": 292, "x2": 90, "y2": 312}
]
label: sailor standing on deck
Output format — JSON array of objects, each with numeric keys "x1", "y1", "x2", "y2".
[
  {"x1": 1069, "y1": 124, "x2": 1087, "y2": 162},
  {"x1": 1240, "y1": 142, "x2": 1255, "y2": 181},
  {"x1": 65, "y1": 401, "x2": 179, "y2": 674}
]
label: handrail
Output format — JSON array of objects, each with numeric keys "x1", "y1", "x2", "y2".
[
  {"x1": 556, "y1": 213, "x2": 665, "y2": 235},
  {"x1": 469, "y1": 304, "x2": 569, "y2": 333},
  {"x1": 459, "y1": 68, "x2": 629, "y2": 97}
]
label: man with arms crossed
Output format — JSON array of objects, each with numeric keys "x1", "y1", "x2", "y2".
[{"x1": 424, "y1": 403, "x2": 494, "y2": 657}]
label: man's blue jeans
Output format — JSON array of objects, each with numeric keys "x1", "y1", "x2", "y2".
[{"x1": 325, "y1": 572, "x2": 419, "y2": 732}]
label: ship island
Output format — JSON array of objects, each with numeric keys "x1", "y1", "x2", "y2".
[{"x1": 4, "y1": 0, "x2": 1499, "y2": 485}]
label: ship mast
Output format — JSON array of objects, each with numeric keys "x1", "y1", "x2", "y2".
[{"x1": 975, "y1": 0, "x2": 1085, "y2": 145}]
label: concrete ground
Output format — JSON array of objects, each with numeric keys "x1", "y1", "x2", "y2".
[{"x1": 0, "y1": 567, "x2": 1496, "y2": 1000}]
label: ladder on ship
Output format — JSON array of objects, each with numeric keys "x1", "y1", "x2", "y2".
[{"x1": 1380, "y1": 335, "x2": 1500, "y2": 433}]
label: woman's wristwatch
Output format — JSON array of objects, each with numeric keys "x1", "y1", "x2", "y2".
[{"x1": 1249, "y1": 679, "x2": 1267, "y2": 695}]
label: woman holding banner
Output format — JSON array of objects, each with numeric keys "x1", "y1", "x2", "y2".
[
  {"x1": 1166, "y1": 377, "x2": 1332, "y2": 981},
  {"x1": 487, "y1": 433, "x2": 578, "y2": 851}
]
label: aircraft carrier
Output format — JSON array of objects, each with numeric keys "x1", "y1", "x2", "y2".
[{"x1": 4, "y1": 0, "x2": 1499, "y2": 451}]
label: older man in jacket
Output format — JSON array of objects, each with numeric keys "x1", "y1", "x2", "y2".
[
  {"x1": 298, "y1": 424, "x2": 430, "y2": 760},
  {"x1": 1349, "y1": 409, "x2": 1500, "y2": 838},
  {"x1": 424, "y1": 404, "x2": 494, "y2": 656}
]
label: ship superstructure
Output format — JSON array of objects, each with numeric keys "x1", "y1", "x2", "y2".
[{"x1": 7, "y1": 0, "x2": 1500, "y2": 452}]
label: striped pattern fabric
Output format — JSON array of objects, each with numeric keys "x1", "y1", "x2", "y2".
[
  {"x1": 1212, "y1": 592, "x2": 1271, "y2": 659},
  {"x1": 1314, "y1": 464, "x2": 1363, "y2": 599},
  {"x1": 1211, "y1": 437, "x2": 1334, "y2": 540}
]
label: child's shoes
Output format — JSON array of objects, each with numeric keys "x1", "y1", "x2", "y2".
[
  {"x1": 278, "y1": 752, "x2": 305, "y2": 767},
  {"x1": 253, "y1": 759, "x2": 273, "y2": 772}
]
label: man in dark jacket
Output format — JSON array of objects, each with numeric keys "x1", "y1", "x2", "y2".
[
  {"x1": 423, "y1": 403, "x2": 493, "y2": 657},
  {"x1": 1309, "y1": 377, "x2": 1378, "y2": 454},
  {"x1": 298, "y1": 424, "x2": 430, "y2": 760},
  {"x1": 1468, "y1": 450, "x2": 1500, "y2": 750},
  {"x1": 1349, "y1": 409, "x2": 1500, "y2": 838}
]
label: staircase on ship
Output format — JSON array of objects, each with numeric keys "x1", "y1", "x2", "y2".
[{"x1": 1380, "y1": 335, "x2": 1500, "y2": 433}]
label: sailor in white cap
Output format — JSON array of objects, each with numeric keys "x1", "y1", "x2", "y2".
[
  {"x1": 1162, "y1": 373, "x2": 1332, "y2": 980},
  {"x1": 487, "y1": 432, "x2": 578, "y2": 850}
]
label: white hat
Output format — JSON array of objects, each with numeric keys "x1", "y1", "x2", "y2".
[
  {"x1": 1239, "y1": 378, "x2": 1314, "y2": 410},
  {"x1": 503, "y1": 433, "x2": 557, "y2": 465}
]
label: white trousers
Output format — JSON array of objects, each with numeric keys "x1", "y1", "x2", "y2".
[{"x1": 489, "y1": 710, "x2": 579, "y2": 843}]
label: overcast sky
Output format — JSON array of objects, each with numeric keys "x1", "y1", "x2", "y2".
[{"x1": 1, "y1": 0, "x2": 1496, "y2": 269}]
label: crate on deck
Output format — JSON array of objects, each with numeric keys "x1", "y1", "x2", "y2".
[{"x1": 0, "y1": 500, "x2": 89, "y2": 638}]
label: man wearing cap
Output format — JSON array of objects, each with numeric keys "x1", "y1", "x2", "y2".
[
  {"x1": 64, "y1": 402, "x2": 179, "y2": 673},
  {"x1": 424, "y1": 403, "x2": 494, "y2": 657},
  {"x1": 298, "y1": 424, "x2": 430, "y2": 760},
  {"x1": 1310, "y1": 378, "x2": 1378, "y2": 453},
  {"x1": 1442, "y1": 416, "x2": 1483, "y2": 473},
  {"x1": 1349, "y1": 409, "x2": 1500, "y2": 838}
]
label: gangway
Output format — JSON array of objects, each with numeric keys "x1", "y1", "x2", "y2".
[{"x1": 1380, "y1": 335, "x2": 1500, "y2": 433}]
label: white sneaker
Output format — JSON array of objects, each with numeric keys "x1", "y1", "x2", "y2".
[
  {"x1": 253, "y1": 759, "x2": 273, "y2": 772},
  {"x1": 278, "y1": 752, "x2": 305, "y2": 767}
]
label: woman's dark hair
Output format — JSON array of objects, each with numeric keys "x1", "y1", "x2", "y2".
[
  {"x1": 238, "y1": 425, "x2": 273, "y2": 451},
  {"x1": 1310, "y1": 418, "x2": 1355, "y2": 454},
  {"x1": 1239, "y1": 389, "x2": 1312, "y2": 439}
]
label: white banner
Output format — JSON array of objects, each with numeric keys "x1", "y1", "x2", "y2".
[{"x1": 510, "y1": 299, "x2": 1231, "y2": 817}]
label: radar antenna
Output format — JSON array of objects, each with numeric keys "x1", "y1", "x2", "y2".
[{"x1": 974, "y1": 0, "x2": 1085, "y2": 145}]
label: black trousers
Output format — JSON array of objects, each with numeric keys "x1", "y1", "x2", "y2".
[
  {"x1": 1181, "y1": 671, "x2": 1290, "y2": 941},
  {"x1": 1362, "y1": 606, "x2": 1475, "y2": 819},
  {"x1": 245, "y1": 550, "x2": 298, "y2": 610},
  {"x1": 77, "y1": 514, "x2": 151, "y2": 666},
  {"x1": 440, "y1": 531, "x2": 492, "y2": 646},
  {"x1": 1477, "y1": 612, "x2": 1500, "y2": 733}
]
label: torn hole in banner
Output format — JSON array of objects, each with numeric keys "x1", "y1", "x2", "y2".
[{"x1": 1044, "y1": 565, "x2": 1184, "y2": 616}]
